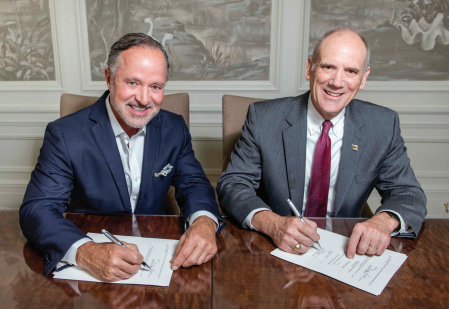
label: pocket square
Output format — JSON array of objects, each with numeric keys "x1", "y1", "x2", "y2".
[{"x1": 154, "y1": 164, "x2": 173, "y2": 177}]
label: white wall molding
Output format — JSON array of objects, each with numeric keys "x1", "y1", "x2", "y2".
[
  {"x1": 0, "y1": 135, "x2": 43, "y2": 140},
  {"x1": 0, "y1": 106, "x2": 60, "y2": 113},
  {"x1": 0, "y1": 104, "x2": 447, "y2": 116},
  {"x1": 295, "y1": 0, "x2": 311, "y2": 92},
  {"x1": 0, "y1": 134, "x2": 447, "y2": 143},
  {"x1": 76, "y1": 0, "x2": 283, "y2": 92},
  {"x1": 1, "y1": 167, "x2": 447, "y2": 178},
  {"x1": 192, "y1": 136, "x2": 222, "y2": 141},
  {"x1": 0, "y1": 167, "x2": 34, "y2": 173},
  {"x1": 403, "y1": 137, "x2": 449, "y2": 143},
  {"x1": 203, "y1": 168, "x2": 223, "y2": 177},
  {"x1": 0, "y1": 180, "x2": 28, "y2": 188}
]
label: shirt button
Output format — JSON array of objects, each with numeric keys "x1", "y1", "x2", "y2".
[
  {"x1": 135, "y1": 177, "x2": 139, "y2": 182},
  {"x1": 133, "y1": 196, "x2": 137, "y2": 200}
]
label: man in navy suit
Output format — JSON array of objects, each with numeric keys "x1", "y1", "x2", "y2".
[{"x1": 20, "y1": 33, "x2": 225, "y2": 282}]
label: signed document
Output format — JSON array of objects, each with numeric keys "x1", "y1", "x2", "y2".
[
  {"x1": 271, "y1": 228, "x2": 407, "y2": 295},
  {"x1": 53, "y1": 233, "x2": 179, "y2": 286}
]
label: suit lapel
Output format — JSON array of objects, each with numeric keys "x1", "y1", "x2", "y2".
[
  {"x1": 135, "y1": 115, "x2": 161, "y2": 213},
  {"x1": 282, "y1": 92, "x2": 309, "y2": 213},
  {"x1": 334, "y1": 101, "x2": 365, "y2": 216},
  {"x1": 89, "y1": 92, "x2": 132, "y2": 213}
]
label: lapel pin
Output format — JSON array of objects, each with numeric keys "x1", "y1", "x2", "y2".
[
  {"x1": 154, "y1": 164, "x2": 173, "y2": 177},
  {"x1": 351, "y1": 144, "x2": 359, "y2": 151}
]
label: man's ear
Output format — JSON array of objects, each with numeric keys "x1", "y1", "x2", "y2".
[
  {"x1": 105, "y1": 68, "x2": 112, "y2": 90},
  {"x1": 305, "y1": 57, "x2": 313, "y2": 81},
  {"x1": 358, "y1": 66, "x2": 370, "y2": 90}
]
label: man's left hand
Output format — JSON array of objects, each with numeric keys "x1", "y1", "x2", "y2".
[
  {"x1": 346, "y1": 212, "x2": 398, "y2": 259},
  {"x1": 170, "y1": 216, "x2": 217, "y2": 270}
]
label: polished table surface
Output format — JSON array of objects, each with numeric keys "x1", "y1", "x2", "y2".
[{"x1": 1, "y1": 210, "x2": 448, "y2": 308}]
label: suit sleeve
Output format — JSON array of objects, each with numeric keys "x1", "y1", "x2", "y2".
[
  {"x1": 19, "y1": 122, "x2": 88, "y2": 275},
  {"x1": 216, "y1": 103, "x2": 271, "y2": 226},
  {"x1": 374, "y1": 112, "x2": 427, "y2": 237},
  {"x1": 171, "y1": 115, "x2": 225, "y2": 233}
]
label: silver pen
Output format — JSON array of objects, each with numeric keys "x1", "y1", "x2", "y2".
[
  {"x1": 102, "y1": 229, "x2": 151, "y2": 271},
  {"x1": 287, "y1": 199, "x2": 322, "y2": 249}
]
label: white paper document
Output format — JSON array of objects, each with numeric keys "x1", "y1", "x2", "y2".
[
  {"x1": 53, "y1": 233, "x2": 179, "y2": 286},
  {"x1": 271, "y1": 228, "x2": 407, "y2": 296}
]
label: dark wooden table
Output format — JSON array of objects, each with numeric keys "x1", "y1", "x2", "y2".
[{"x1": 1, "y1": 210, "x2": 448, "y2": 308}]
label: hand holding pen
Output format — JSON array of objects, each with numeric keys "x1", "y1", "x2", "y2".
[
  {"x1": 102, "y1": 229, "x2": 152, "y2": 271},
  {"x1": 287, "y1": 199, "x2": 322, "y2": 250}
]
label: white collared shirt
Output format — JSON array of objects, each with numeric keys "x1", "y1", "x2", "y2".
[
  {"x1": 60, "y1": 95, "x2": 218, "y2": 267},
  {"x1": 243, "y1": 97, "x2": 409, "y2": 235},
  {"x1": 106, "y1": 95, "x2": 145, "y2": 213}
]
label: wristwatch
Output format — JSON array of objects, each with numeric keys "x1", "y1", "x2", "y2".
[{"x1": 387, "y1": 212, "x2": 401, "y2": 232}]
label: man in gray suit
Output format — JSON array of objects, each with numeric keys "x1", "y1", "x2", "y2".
[{"x1": 217, "y1": 28, "x2": 426, "y2": 259}]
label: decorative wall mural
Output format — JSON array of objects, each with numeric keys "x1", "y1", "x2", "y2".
[
  {"x1": 85, "y1": 0, "x2": 272, "y2": 82},
  {"x1": 0, "y1": 0, "x2": 55, "y2": 81},
  {"x1": 309, "y1": 0, "x2": 449, "y2": 81}
]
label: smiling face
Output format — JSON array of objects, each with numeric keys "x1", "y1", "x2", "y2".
[
  {"x1": 306, "y1": 30, "x2": 370, "y2": 120},
  {"x1": 105, "y1": 46, "x2": 167, "y2": 136}
]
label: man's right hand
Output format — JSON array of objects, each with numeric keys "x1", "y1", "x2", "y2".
[
  {"x1": 76, "y1": 241, "x2": 143, "y2": 282},
  {"x1": 251, "y1": 211, "x2": 320, "y2": 254}
]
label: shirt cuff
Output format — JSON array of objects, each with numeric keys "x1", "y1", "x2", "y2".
[
  {"x1": 186, "y1": 211, "x2": 220, "y2": 232},
  {"x1": 377, "y1": 210, "x2": 411, "y2": 237},
  {"x1": 60, "y1": 238, "x2": 92, "y2": 266},
  {"x1": 243, "y1": 208, "x2": 272, "y2": 231}
]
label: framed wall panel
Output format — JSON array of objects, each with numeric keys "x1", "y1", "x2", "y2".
[
  {"x1": 298, "y1": 0, "x2": 449, "y2": 92},
  {"x1": 0, "y1": 0, "x2": 63, "y2": 91},
  {"x1": 76, "y1": 0, "x2": 282, "y2": 91}
]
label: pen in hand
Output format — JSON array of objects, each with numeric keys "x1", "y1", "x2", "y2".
[
  {"x1": 286, "y1": 199, "x2": 322, "y2": 249},
  {"x1": 101, "y1": 229, "x2": 151, "y2": 271}
]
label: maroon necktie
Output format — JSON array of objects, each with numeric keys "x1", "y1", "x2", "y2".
[{"x1": 306, "y1": 120, "x2": 332, "y2": 217}]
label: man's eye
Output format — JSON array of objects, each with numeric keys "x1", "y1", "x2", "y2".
[
  {"x1": 152, "y1": 85, "x2": 162, "y2": 90},
  {"x1": 128, "y1": 81, "x2": 137, "y2": 86}
]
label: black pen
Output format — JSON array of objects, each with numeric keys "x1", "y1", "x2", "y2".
[
  {"x1": 101, "y1": 229, "x2": 151, "y2": 271},
  {"x1": 287, "y1": 199, "x2": 322, "y2": 249}
]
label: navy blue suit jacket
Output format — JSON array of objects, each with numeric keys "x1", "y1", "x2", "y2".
[{"x1": 20, "y1": 91, "x2": 225, "y2": 275}]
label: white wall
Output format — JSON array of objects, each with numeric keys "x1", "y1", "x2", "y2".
[{"x1": 0, "y1": 0, "x2": 448, "y2": 217}]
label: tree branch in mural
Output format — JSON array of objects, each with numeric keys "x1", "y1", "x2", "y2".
[
  {"x1": 392, "y1": 0, "x2": 449, "y2": 50},
  {"x1": 86, "y1": 0, "x2": 271, "y2": 81},
  {"x1": 0, "y1": 0, "x2": 55, "y2": 81}
]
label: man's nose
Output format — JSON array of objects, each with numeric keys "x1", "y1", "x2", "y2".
[
  {"x1": 135, "y1": 88, "x2": 149, "y2": 105},
  {"x1": 330, "y1": 70, "x2": 344, "y2": 87}
]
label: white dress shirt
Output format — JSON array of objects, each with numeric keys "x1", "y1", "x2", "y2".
[
  {"x1": 60, "y1": 96, "x2": 218, "y2": 266},
  {"x1": 243, "y1": 97, "x2": 409, "y2": 236}
]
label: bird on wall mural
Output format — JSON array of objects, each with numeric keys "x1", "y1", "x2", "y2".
[
  {"x1": 161, "y1": 33, "x2": 173, "y2": 48},
  {"x1": 143, "y1": 18, "x2": 154, "y2": 38}
]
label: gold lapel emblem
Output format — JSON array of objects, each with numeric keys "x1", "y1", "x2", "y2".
[{"x1": 351, "y1": 144, "x2": 359, "y2": 151}]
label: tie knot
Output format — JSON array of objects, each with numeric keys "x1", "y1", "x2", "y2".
[{"x1": 322, "y1": 120, "x2": 332, "y2": 135}]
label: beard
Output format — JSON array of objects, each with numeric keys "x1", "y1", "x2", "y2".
[{"x1": 109, "y1": 86, "x2": 160, "y2": 129}]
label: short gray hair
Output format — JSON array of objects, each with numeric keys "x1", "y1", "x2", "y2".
[
  {"x1": 311, "y1": 27, "x2": 370, "y2": 74},
  {"x1": 107, "y1": 33, "x2": 170, "y2": 81}
]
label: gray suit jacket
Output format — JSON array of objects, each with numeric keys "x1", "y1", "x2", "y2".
[{"x1": 217, "y1": 92, "x2": 427, "y2": 236}]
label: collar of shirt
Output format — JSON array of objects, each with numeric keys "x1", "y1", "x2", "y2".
[
  {"x1": 307, "y1": 96, "x2": 345, "y2": 138},
  {"x1": 105, "y1": 95, "x2": 146, "y2": 138}
]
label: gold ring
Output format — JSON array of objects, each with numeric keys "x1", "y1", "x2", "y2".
[
  {"x1": 369, "y1": 245, "x2": 378, "y2": 249},
  {"x1": 294, "y1": 243, "x2": 301, "y2": 251}
]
